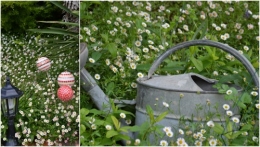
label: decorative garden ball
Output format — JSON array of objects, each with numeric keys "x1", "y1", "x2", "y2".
[
  {"x1": 57, "y1": 71, "x2": 75, "y2": 87},
  {"x1": 36, "y1": 57, "x2": 51, "y2": 71},
  {"x1": 57, "y1": 85, "x2": 74, "y2": 102}
]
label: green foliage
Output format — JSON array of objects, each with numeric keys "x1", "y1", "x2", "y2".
[
  {"x1": 27, "y1": 1, "x2": 79, "y2": 60},
  {"x1": 1, "y1": 33, "x2": 79, "y2": 146},
  {"x1": 1, "y1": 1, "x2": 62, "y2": 34},
  {"x1": 80, "y1": 1, "x2": 259, "y2": 146},
  {"x1": 1, "y1": 1, "x2": 79, "y2": 145},
  {"x1": 80, "y1": 101, "x2": 134, "y2": 146},
  {"x1": 81, "y1": 1, "x2": 259, "y2": 101}
]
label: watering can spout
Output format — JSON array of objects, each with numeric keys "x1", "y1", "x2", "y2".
[
  {"x1": 80, "y1": 67, "x2": 111, "y2": 111},
  {"x1": 80, "y1": 43, "x2": 111, "y2": 111},
  {"x1": 80, "y1": 43, "x2": 136, "y2": 144}
]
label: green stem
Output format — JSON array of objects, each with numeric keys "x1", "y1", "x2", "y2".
[{"x1": 178, "y1": 98, "x2": 181, "y2": 116}]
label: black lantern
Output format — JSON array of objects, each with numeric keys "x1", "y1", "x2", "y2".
[{"x1": 1, "y1": 76, "x2": 23, "y2": 146}]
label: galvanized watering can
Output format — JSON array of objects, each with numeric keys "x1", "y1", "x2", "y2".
[{"x1": 80, "y1": 40, "x2": 259, "y2": 143}]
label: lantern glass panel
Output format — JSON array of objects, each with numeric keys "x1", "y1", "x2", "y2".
[
  {"x1": 1, "y1": 98, "x2": 17, "y2": 116},
  {"x1": 1, "y1": 100, "x2": 8, "y2": 116}
]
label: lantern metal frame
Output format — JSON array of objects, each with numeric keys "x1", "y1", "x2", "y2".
[{"x1": 1, "y1": 76, "x2": 23, "y2": 146}]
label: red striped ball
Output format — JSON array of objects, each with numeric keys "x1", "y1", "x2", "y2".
[
  {"x1": 57, "y1": 71, "x2": 75, "y2": 87},
  {"x1": 57, "y1": 85, "x2": 74, "y2": 102},
  {"x1": 36, "y1": 57, "x2": 51, "y2": 72}
]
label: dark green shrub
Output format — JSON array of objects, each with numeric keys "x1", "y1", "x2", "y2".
[{"x1": 1, "y1": 1, "x2": 62, "y2": 34}]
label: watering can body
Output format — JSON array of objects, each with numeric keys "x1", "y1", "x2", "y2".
[
  {"x1": 136, "y1": 73, "x2": 242, "y2": 122},
  {"x1": 135, "y1": 73, "x2": 242, "y2": 140},
  {"x1": 80, "y1": 40, "x2": 259, "y2": 144},
  {"x1": 134, "y1": 40, "x2": 258, "y2": 141}
]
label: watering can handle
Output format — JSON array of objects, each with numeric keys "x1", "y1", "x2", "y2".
[
  {"x1": 80, "y1": 43, "x2": 88, "y2": 70},
  {"x1": 148, "y1": 40, "x2": 259, "y2": 88}
]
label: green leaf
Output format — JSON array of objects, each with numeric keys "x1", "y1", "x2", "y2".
[
  {"x1": 229, "y1": 136, "x2": 247, "y2": 145},
  {"x1": 117, "y1": 110, "x2": 135, "y2": 117},
  {"x1": 213, "y1": 123, "x2": 224, "y2": 134},
  {"x1": 99, "y1": 138, "x2": 113, "y2": 145},
  {"x1": 159, "y1": 61, "x2": 186, "y2": 72},
  {"x1": 191, "y1": 57, "x2": 203, "y2": 71},
  {"x1": 155, "y1": 111, "x2": 168, "y2": 122},
  {"x1": 138, "y1": 121, "x2": 150, "y2": 137},
  {"x1": 225, "y1": 121, "x2": 233, "y2": 139},
  {"x1": 80, "y1": 132, "x2": 90, "y2": 143},
  {"x1": 71, "y1": 10, "x2": 79, "y2": 16},
  {"x1": 154, "y1": 125, "x2": 165, "y2": 138},
  {"x1": 135, "y1": 17, "x2": 143, "y2": 29},
  {"x1": 237, "y1": 101, "x2": 246, "y2": 109},
  {"x1": 50, "y1": 1, "x2": 78, "y2": 16},
  {"x1": 106, "y1": 130, "x2": 119, "y2": 138},
  {"x1": 227, "y1": 121, "x2": 232, "y2": 132},
  {"x1": 101, "y1": 34, "x2": 109, "y2": 43},
  {"x1": 111, "y1": 116, "x2": 120, "y2": 130},
  {"x1": 240, "y1": 92, "x2": 252, "y2": 104},
  {"x1": 136, "y1": 64, "x2": 151, "y2": 71},
  {"x1": 106, "y1": 43, "x2": 117, "y2": 57},
  {"x1": 80, "y1": 124, "x2": 86, "y2": 135},
  {"x1": 115, "y1": 134, "x2": 130, "y2": 141},
  {"x1": 129, "y1": 125, "x2": 141, "y2": 132},
  {"x1": 119, "y1": 126, "x2": 130, "y2": 133},
  {"x1": 92, "y1": 52, "x2": 102, "y2": 61},
  {"x1": 252, "y1": 61, "x2": 259, "y2": 68},
  {"x1": 192, "y1": 18, "x2": 208, "y2": 40},
  {"x1": 205, "y1": 47, "x2": 219, "y2": 60},
  {"x1": 231, "y1": 131, "x2": 243, "y2": 139},
  {"x1": 146, "y1": 105, "x2": 154, "y2": 122},
  {"x1": 89, "y1": 109, "x2": 104, "y2": 115},
  {"x1": 37, "y1": 21, "x2": 79, "y2": 26},
  {"x1": 189, "y1": 46, "x2": 197, "y2": 55},
  {"x1": 80, "y1": 108, "x2": 89, "y2": 116},
  {"x1": 28, "y1": 29, "x2": 77, "y2": 36},
  {"x1": 106, "y1": 82, "x2": 115, "y2": 94},
  {"x1": 241, "y1": 124, "x2": 252, "y2": 131},
  {"x1": 109, "y1": 99, "x2": 117, "y2": 112},
  {"x1": 94, "y1": 120, "x2": 106, "y2": 126}
]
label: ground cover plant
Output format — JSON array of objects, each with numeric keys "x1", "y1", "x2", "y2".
[
  {"x1": 1, "y1": 1, "x2": 79, "y2": 146},
  {"x1": 1, "y1": 33, "x2": 79, "y2": 146},
  {"x1": 80, "y1": 1, "x2": 259, "y2": 146},
  {"x1": 1, "y1": 1, "x2": 62, "y2": 33}
]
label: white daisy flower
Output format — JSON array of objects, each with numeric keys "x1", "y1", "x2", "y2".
[
  {"x1": 223, "y1": 104, "x2": 230, "y2": 110},
  {"x1": 251, "y1": 91, "x2": 258, "y2": 96},
  {"x1": 105, "y1": 125, "x2": 112, "y2": 130},
  {"x1": 179, "y1": 129, "x2": 184, "y2": 134},
  {"x1": 94, "y1": 74, "x2": 100, "y2": 80},
  {"x1": 163, "y1": 127, "x2": 172, "y2": 133},
  {"x1": 232, "y1": 117, "x2": 240, "y2": 123},
  {"x1": 120, "y1": 113, "x2": 126, "y2": 119},
  {"x1": 207, "y1": 120, "x2": 215, "y2": 127},
  {"x1": 160, "y1": 140, "x2": 168, "y2": 146},
  {"x1": 209, "y1": 139, "x2": 217, "y2": 146},
  {"x1": 226, "y1": 90, "x2": 232, "y2": 95},
  {"x1": 163, "y1": 102, "x2": 169, "y2": 108}
]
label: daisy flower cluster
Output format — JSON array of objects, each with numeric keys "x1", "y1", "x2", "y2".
[
  {"x1": 80, "y1": 1, "x2": 258, "y2": 146},
  {"x1": 1, "y1": 33, "x2": 79, "y2": 145},
  {"x1": 81, "y1": 0, "x2": 259, "y2": 102}
]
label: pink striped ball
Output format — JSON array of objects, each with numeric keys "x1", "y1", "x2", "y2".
[
  {"x1": 57, "y1": 71, "x2": 75, "y2": 87},
  {"x1": 36, "y1": 57, "x2": 51, "y2": 72}
]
